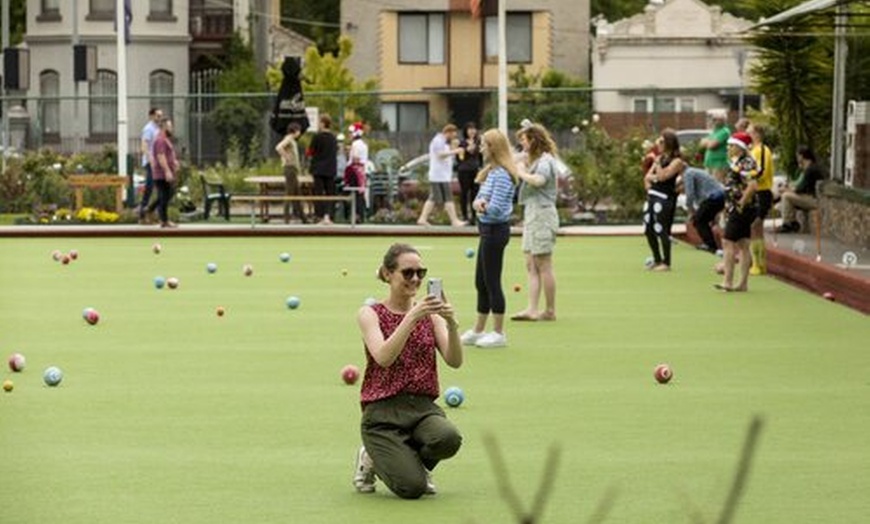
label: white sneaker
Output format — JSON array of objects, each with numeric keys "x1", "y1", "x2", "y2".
[
  {"x1": 475, "y1": 332, "x2": 507, "y2": 348},
  {"x1": 460, "y1": 329, "x2": 484, "y2": 346},
  {"x1": 353, "y1": 446, "x2": 376, "y2": 493},
  {"x1": 425, "y1": 472, "x2": 437, "y2": 495}
]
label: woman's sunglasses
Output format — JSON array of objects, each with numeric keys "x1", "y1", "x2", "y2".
[{"x1": 399, "y1": 267, "x2": 428, "y2": 281}]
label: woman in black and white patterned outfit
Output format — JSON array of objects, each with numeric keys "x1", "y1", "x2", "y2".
[{"x1": 642, "y1": 129, "x2": 684, "y2": 271}]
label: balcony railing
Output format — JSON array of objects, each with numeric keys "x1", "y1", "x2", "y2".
[{"x1": 189, "y1": 6, "x2": 234, "y2": 41}]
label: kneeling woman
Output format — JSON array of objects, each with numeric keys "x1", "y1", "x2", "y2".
[{"x1": 352, "y1": 243, "x2": 464, "y2": 498}]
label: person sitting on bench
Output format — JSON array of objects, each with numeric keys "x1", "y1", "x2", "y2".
[{"x1": 777, "y1": 146, "x2": 824, "y2": 234}]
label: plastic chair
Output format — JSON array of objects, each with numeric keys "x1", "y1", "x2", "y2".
[{"x1": 199, "y1": 174, "x2": 232, "y2": 221}]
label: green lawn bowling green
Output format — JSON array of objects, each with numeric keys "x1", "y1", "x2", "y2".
[{"x1": 0, "y1": 236, "x2": 868, "y2": 523}]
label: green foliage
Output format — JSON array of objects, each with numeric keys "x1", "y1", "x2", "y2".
[
  {"x1": 281, "y1": 0, "x2": 340, "y2": 55},
  {"x1": 212, "y1": 33, "x2": 268, "y2": 167},
  {"x1": 566, "y1": 124, "x2": 646, "y2": 220},
  {"x1": 745, "y1": 0, "x2": 832, "y2": 176},
  {"x1": 267, "y1": 36, "x2": 380, "y2": 129},
  {"x1": 0, "y1": 0, "x2": 26, "y2": 45},
  {"x1": 482, "y1": 66, "x2": 591, "y2": 131}
]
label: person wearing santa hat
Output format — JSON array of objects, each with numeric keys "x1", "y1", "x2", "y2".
[{"x1": 716, "y1": 131, "x2": 759, "y2": 292}]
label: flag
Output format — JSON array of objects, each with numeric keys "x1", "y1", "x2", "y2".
[
  {"x1": 114, "y1": 0, "x2": 133, "y2": 44},
  {"x1": 124, "y1": 0, "x2": 132, "y2": 44},
  {"x1": 470, "y1": 0, "x2": 498, "y2": 19},
  {"x1": 470, "y1": 0, "x2": 483, "y2": 19}
]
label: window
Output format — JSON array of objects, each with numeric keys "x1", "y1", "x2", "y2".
[
  {"x1": 633, "y1": 97, "x2": 696, "y2": 113},
  {"x1": 381, "y1": 103, "x2": 429, "y2": 132},
  {"x1": 89, "y1": 0, "x2": 114, "y2": 19},
  {"x1": 150, "y1": 70, "x2": 174, "y2": 120},
  {"x1": 149, "y1": 0, "x2": 174, "y2": 19},
  {"x1": 40, "y1": 70, "x2": 60, "y2": 142},
  {"x1": 679, "y1": 98, "x2": 696, "y2": 113},
  {"x1": 38, "y1": 0, "x2": 61, "y2": 21},
  {"x1": 657, "y1": 98, "x2": 676, "y2": 113},
  {"x1": 398, "y1": 13, "x2": 444, "y2": 64},
  {"x1": 484, "y1": 13, "x2": 532, "y2": 63},
  {"x1": 90, "y1": 70, "x2": 117, "y2": 137}
]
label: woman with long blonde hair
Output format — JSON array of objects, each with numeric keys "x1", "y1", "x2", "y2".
[
  {"x1": 511, "y1": 123, "x2": 559, "y2": 321},
  {"x1": 459, "y1": 129, "x2": 519, "y2": 348}
]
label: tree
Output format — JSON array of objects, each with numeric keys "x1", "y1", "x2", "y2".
[
  {"x1": 210, "y1": 33, "x2": 268, "y2": 166},
  {"x1": 267, "y1": 36, "x2": 380, "y2": 130},
  {"x1": 745, "y1": 0, "x2": 832, "y2": 176},
  {"x1": 281, "y1": 0, "x2": 340, "y2": 55},
  {"x1": 0, "y1": 0, "x2": 26, "y2": 45}
]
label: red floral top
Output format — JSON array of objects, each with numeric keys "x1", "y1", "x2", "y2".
[{"x1": 360, "y1": 303, "x2": 440, "y2": 407}]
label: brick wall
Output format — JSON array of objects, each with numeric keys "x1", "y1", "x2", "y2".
[
  {"x1": 818, "y1": 181, "x2": 870, "y2": 249},
  {"x1": 598, "y1": 112, "x2": 708, "y2": 138}
]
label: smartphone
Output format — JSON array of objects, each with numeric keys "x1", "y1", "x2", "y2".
[{"x1": 427, "y1": 278, "x2": 443, "y2": 298}]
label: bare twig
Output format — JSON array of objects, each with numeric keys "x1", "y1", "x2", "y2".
[
  {"x1": 585, "y1": 485, "x2": 619, "y2": 524},
  {"x1": 715, "y1": 416, "x2": 765, "y2": 524},
  {"x1": 528, "y1": 443, "x2": 562, "y2": 520},
  {"x1": 483, "y1": 433, "x2": 527, "y2": 520}
]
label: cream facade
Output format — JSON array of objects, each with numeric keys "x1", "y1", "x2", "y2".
[
  {"x1": 592, "y1": 0, "x2": 754, "y2": 117},
  {"x1": 22, "y1": 0, "x2": 190, "y2": 152},
  {"x1": 341, "y1": 0, "x2": 589, "y2": 131}
]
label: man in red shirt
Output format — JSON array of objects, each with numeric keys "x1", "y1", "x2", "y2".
[{"x1": 152, "y1": 118, "x2": 180, "y2": 228}]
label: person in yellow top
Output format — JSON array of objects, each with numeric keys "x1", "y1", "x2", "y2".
[{"x1": 748, "y1": 123, "x2": 774, "y2": 275}]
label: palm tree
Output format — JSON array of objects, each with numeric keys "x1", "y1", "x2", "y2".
[{"x1": 746, "y1": 0, "x2": 832, "y2": 177}]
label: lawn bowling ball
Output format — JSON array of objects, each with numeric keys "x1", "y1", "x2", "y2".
[
  {"x1": 286, "y1": 296, "x2": 301, "y2": 309},
  {"x1": 2, "y1": 379, "x2": 13, "y2": 392},
  {"x1": 216, "y1": 306, "x2": 226, "y2": 316},
  {"x1": 654, "y1": 364, "x2": 673, "y2": 384},
  {"x1": 363, "y1": 297, "x2": 377, "y2": 307},
  {"x1": 465, "y1": 248, "x2": 475, "y2": 258},
  {"x1": 166, "y1": 277, "x2": 179, "y2": 289},
  {"x1": 823, "y1": 292, "x2": 836, "y2": 302},
  {"x1": 644, "y1": 256, "x2": 655, "y2": 269},
  {"x1": 341, "y1": 364, "x2": 360, "y2": 385},
  {"x1": 279, "y1": 252, "x2": 291, "y2": 263},
  {"x1": 206, "y1": 262, "x2": 218, "y2": 274},
  {"x1": 444, "y1": 386, "x2": 464, "y2": 408},
  {"x1": 243, "y1": 264, "x2": 253, "y2": 276},
  {"x1": 43, "y1": 366, "x2": 63, "y2": 387},
  {"x1": 341, "y1": 269, "x2": 348, "y2": 276},
  {"x1": 69, "y1": 250, "x2": 79, "y2": 260},
  {"x1": 8, "y1": 353, "x2": 26, "y2": 372},
  {"x1": 62, "y1": 254, "x2": 71, "y2": 265},
  {"x1": 154, "y1": 276, "x2": 166, "y2": 289},
  {"x1": 51, "y1": 250, "x2": 62, "y2": 261},
  {"x1": 84, "y1": 308, "x2": 100, "y2": 325},
  {"x1": 152, "y1": 243, "x2": 162, "y2": 254},
  {"x1": 513, "y1": 284, "x2": 522, "y2": 293}
]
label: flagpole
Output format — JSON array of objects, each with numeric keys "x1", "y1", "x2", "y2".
[
  {"x1": 116, "y1": 0, "x2": 128, "y2": 181},
  {"x1": 497, "y1": 0, "x2": 507, "y2": 135}
]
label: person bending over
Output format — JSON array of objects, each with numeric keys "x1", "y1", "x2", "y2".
[{"x1": 682, "y1": 167, "x2": 725, "y2": 253}]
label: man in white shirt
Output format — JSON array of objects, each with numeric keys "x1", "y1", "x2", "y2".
[
  {"x1": 417, "y1": 124, "x2": 466, "y2": 227},
  {"x1": 138, "y1": 107, "x2": 162, "y2": 223}
]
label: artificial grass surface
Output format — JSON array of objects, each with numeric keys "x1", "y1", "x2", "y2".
[{"x1": 1, "y1": 236, "x2": 868, "y2": 523}]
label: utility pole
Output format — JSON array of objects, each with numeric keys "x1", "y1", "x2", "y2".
[{"x1": 2, "y1": 0, "x2": 10, "y2": 174}]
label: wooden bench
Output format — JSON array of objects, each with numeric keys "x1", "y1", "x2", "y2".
[
  {"x1": 67, "y1": 175, "x2": 128, "y2": 213},
  {"x1": 231, "y1": 195, "x2": 357, "y2": 228}
]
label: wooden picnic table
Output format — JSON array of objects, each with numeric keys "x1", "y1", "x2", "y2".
[
  {"x1": 67, "y1": 174, "x2": 127, "y2": 213},
  {"x1": 243, "y1": 175, "x2": 314, "y2": 221}
]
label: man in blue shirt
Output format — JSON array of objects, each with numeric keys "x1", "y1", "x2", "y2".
[
  {"x1": 138, "y1": 107, "x2": 163, "y2": 224},
  {"x1": 682, "y1": 166, "x2": 725, "y2": 253}
]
